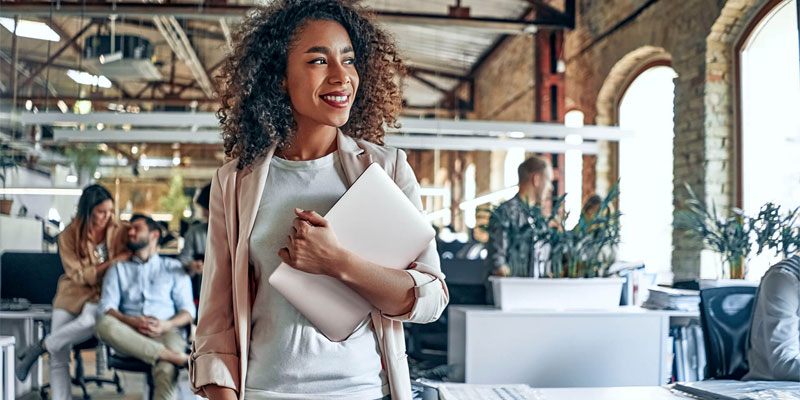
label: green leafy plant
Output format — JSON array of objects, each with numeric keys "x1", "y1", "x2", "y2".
[
  {"x1": 159, "y1": 174, "x2": 191, "y2": 230},
  {"x1": 63, "y1": 144, "x2": 103, "y2": 182},
  {"x1": 479, "y1": 183, "x2": 621, "y2": 278},
  {"x1": 674, "y1": 184, "x2": 753, "y2": 279},
  {"x1": 0, "y1": 147, "x2": 22, "y2": 201},
  {"x1": 478, "y1": 193, "x2": 558, "y2": 277},
  {"x1": 675, "y1": 184, "x2": 800, "y2": 279},
  {"x1": 549, "y1": 183, "x2": 621, "y2": 278},
  {"x1": 751, "y1": 202, "x2": 800, "y2": 259}
]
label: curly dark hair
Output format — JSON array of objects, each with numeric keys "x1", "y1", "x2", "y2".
[{"x1": 218, "y1": 0, "x2": 404, "y2": 170}]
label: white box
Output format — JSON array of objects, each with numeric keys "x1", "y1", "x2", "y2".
[{"x1": 489, "y1": 277, "x2": 625, "y2": 310}]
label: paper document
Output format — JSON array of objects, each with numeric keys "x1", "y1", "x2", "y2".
[
  {"x1": 673, "y1": 380, "x2": 800, "y2": 400},
  {"x1": 438, "y1": 383, "x2": 542, "y2": 400}
]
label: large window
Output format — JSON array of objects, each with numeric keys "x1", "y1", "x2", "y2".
[
  {"x1": 618, "y1": 65, "x2": 676, "y2": 281},
  {"x1": 740, "y1": 0, "x2": 800, "y2": 278}
]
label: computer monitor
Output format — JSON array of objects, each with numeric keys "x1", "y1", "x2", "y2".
[{"x1": 1, "y1": 252, "x2": 64, "y2": 305}]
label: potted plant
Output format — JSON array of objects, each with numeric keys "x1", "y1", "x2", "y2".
[
  {"x1": 480, "y1": 184, "x2": 625, "y2": 310},
  {"x1": 751, "y1": 202, "x2": 800, "y2": 260},
  {"x1": 0, "y1": 148, "x2": 21, "y2": 215},
  {"x1": 64, "y1": 144, "x2": 103, "y2": 185},
  {"x1": 674, "y1": 184, "x2": 753, "y2": 279},
  {"x1": 159, "y1": 174, "x2": 191, "y2": 232}
]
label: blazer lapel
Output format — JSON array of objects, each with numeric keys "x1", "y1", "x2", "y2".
[
  {"x1": 237, "y1": 145, "x2": 277, "y2": 244},
  {"x1": 336, "y1": 130, "x2": 373, "y2": 186}
]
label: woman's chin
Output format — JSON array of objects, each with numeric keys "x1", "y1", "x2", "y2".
[{"x1": 319, "y1": 116, "x2": 350, "y2": 128}]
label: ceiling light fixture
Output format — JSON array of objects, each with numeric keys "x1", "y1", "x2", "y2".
[
  {"x1": 66, "y1": 69, "x2": 112, "y2": 88},
  {"x1": 0, "y1": 17, "x2": 60, "y2": 42}
]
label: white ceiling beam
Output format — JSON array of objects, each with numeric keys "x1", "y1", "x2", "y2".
[
  {"x1": 23, "y1": 113, "x2": 632, "y2": 141},
  {"x1": 384, "y1": 135, "x2": 599, "y2": 154},
  {"x1": 20, "y1": 112, "x2": 220, "y2": 126},
  {"x1": 392, "y1": 119, "x2": 634, "y2": 141},
  {"x1": 53, "y1": 129, "x2": 221, "y2": 143},
  {"x1": 53, "y1": 128, "x2": 598, "y2": 154}
]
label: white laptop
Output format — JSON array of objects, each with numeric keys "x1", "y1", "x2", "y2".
[{"x1": 268, "y1": 163, "x2": 435, "y2": 342}]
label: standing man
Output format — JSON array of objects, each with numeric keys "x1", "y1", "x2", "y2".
[
  {"x1": 95, "y1": 214, "x2": 196, "y2": 400},
  {"x1": 179, "y1": 184, "x2": 211, "y2": 302},
  {"x1": 486, "y1": 156, "x2": 554, "y2": 278}
]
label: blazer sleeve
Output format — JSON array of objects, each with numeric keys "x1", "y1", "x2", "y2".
[
  {"x1": 383, "y1": 149, "x2": 449, "y2": 324},
  {"x1": 189, "y1": 169, "x2": 240, "y2": 396},
  {"x1": 57, "y1": 224, "x2": 100, "y2": 287}
]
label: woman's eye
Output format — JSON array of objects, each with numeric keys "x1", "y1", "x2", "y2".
[
  {"x1": 344, "y1": 58, "x2": 355, "y2": 65},
  {"x1": 309, "y1": 58, "x2": 326, "y2": 65}
]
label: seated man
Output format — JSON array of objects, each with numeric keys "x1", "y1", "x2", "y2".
[
  {"x1": 744, "y1": 253, "x2": 800, "y2": 381},
  {"x1": 96, "y1": 214, "x2": 196, "y2": 400}
]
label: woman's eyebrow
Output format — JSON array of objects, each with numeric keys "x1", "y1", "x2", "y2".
[
  {"x1": 305, "y1": 46, "x2": 330, "y2": 54},
  {"x1": 304, "y1": 45, "x2": 355, "y2": 54}
]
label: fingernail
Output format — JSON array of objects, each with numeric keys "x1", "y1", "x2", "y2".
[{"x1": 295, "y1": 208, "x2": 302, "y2": 213}]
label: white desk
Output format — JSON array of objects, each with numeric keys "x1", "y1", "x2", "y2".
[
  {"x1": 0, "y1": 336, "x2": 14, "y2": 400},
  {"x1": 536, "y1": 386, "x2": 693, "y2": 399},
  {"x1": 0, "y1": 306, "x2": 52, "y2": 398},
  {"x1": 448, "y1": 306, "x2": 699, "y2": 388}
]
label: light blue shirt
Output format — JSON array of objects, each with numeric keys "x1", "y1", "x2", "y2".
[{"x1": 99, "y1": 254, "x2": 196, "y2": 321}]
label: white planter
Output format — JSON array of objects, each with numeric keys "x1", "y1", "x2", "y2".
[{"x1": 489, "y1": 277, "x2": 626, "y2": 310}]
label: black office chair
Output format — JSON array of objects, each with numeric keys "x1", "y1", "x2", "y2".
[
  {"x1": 106, "y1": 323, "x2": 193, "y2": 400},
  {"x1": 107, "y1": 351, "x2": 155, "y2": 399},
  {"x1": 406, "y1": 259, "x2": 490, "y2": 364},
  {"x1": 40, "y1": 338, "x2": 123, "y2": 400},
  {"x1": 1, "y1": 251, "x2": 123, "y2": 399},
  {"x1": 698, "y1": 286, "x2": 757, "y2": 380}
]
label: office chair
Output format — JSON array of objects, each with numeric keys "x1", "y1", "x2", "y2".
[
  {"x1": 406, "y1": 259, "x2": 490, "y2": 364},
  {"x1": 699, "y1": 286, "x2": 757, "y2": 380},
  {"x1": 1, "y1": 251, "x2": 123, "y2": 399},
  {"x1": 40, "y1": 338, "x2": 123, "y2": 400},
  {"x1": 106, "y1": 323, "x2": 193, "y2": 400}
]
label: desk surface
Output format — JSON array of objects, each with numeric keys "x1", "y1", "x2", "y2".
[
  {"x1": 536, "y1": 386, "x2": 693, "y2": 400},
  {"x1": 0, "y1": 305, "x2": 52, "y2": 320},
  {"x1": 450, "y1": 305, "x2": 700, "y2": 318}
]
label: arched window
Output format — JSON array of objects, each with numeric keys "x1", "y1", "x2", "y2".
[
  {"x1": 739, "y1": 0, "x2": 800, "y2": 278},
  {"x1": 618, "y1": 65, "x2": 676, "y2": 280}
]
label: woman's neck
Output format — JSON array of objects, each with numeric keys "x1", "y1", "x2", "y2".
[
  {"x1": 280, "y1": 120, "x2": 338, "y2": 161},
  {"x1": 87, "y1": 222, "x2": 107, "y2": 244}
]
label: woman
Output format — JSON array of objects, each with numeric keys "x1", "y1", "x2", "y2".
[
  {"x1": 190, "y1": 1, "x2": 449, "y2": 399},
  {"x1": 15, "y1": 184, "x2": 131, "y2": 400}
]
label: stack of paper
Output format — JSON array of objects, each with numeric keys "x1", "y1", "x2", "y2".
[
  {"x1": 673, "y1": 380, "x2": 800, "y2": 399},
  {"x1": 642, "y1": 286, "x2": 700, "y2": 312},
  {"x1": 437, "y1": 383, "x2": 542, "y2": 400}
]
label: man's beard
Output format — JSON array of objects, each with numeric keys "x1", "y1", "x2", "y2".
[{"x1": 127, "y1": 238, "x2": 149, "y2": 251}]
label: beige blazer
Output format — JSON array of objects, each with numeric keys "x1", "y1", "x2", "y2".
[{"x1": 189, "y1": 131, "x2": 449, "y2": 400}]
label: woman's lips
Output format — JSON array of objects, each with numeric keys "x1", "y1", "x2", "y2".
[{"x1": 320, "y1": 94, "x2": 350, "y2": 109}]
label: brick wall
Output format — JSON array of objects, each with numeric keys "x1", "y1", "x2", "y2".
[
  {"x1": 474, "y1": 34, "x2": 537, "y2": 122},
  {"x1": 560, "y1": 0, "x2": 771, "y2": 280}
]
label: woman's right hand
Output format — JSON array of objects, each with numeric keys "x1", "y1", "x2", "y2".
[
  {"x1": 96, "y1": 251, "x2": 132, "y2": 275},
  {"x1": 113, "y1": 251, "x2": 133, "y2": 263},
  {"x1": 204, "y1": 385, "x2": 237, "y2": 400}
]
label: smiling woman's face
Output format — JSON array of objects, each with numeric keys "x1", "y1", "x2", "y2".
[{"x1": 285, "y1": 19, "x2": 360, "y2": 129}]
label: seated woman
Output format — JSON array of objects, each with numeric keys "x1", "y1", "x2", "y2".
[
  {"x1": 744, "y1": 253, "x2": 800, "y2": 381},
  {"x1": 15, "y1": 184, "x2": 131, "y2": 400}
]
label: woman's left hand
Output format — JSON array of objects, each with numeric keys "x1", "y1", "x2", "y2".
[{"x1": 278, "y1": 208, "x2": 345, "y2": 276}]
